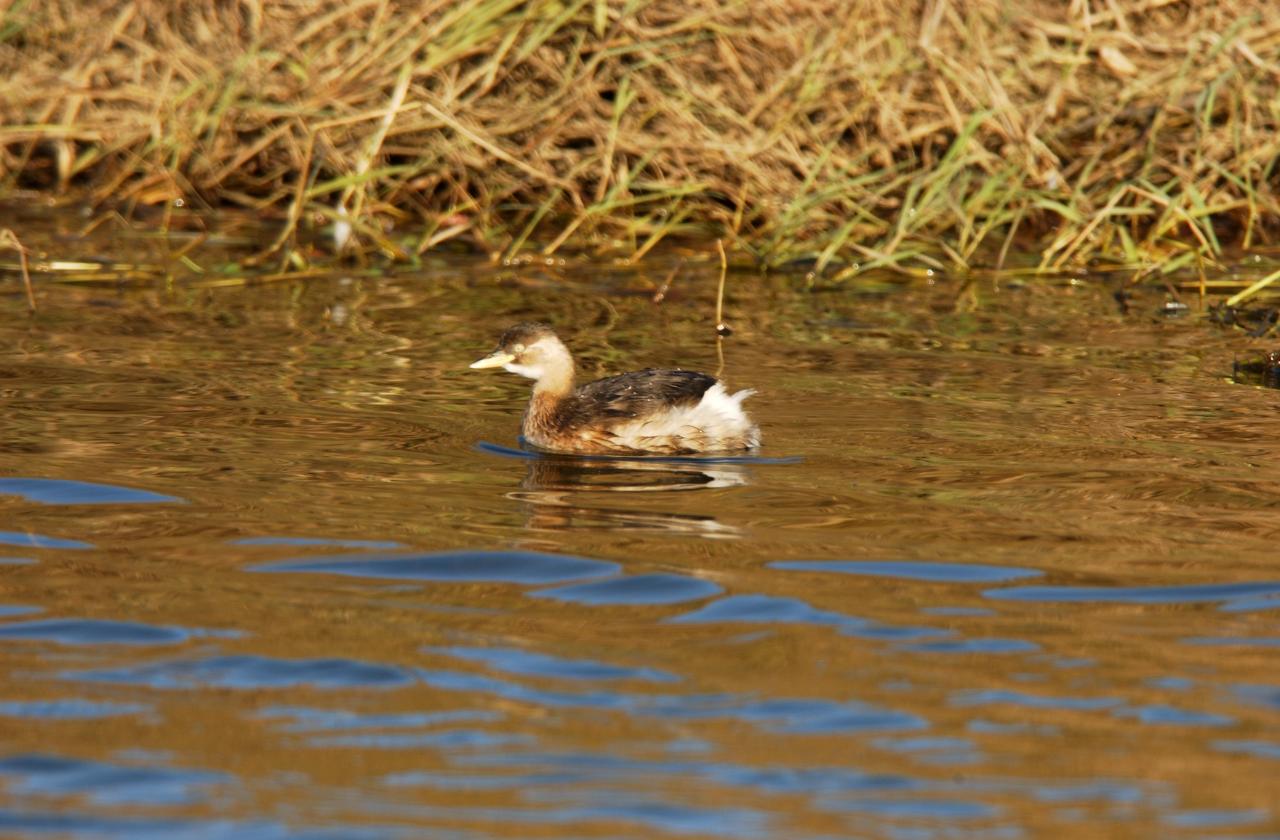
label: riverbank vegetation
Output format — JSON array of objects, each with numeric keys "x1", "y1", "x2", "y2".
[{"x1": 2, "y1": 0, "x2": 1279, "y2": 278}]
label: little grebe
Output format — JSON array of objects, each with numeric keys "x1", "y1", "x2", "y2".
[{"x1": 470, "y1": 322, "x2": 760, "y2": 455}]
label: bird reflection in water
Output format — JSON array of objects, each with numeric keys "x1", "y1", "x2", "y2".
[{"x1": 504, "y1": 450, "x2": 750, "y2": 538}]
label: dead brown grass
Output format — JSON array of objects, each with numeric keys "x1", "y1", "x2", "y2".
[{"x1": 2, "y1": 0, "x2": 1279, "y2": 275}]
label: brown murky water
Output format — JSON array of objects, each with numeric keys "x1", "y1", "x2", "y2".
[{"x1": 2, "y1": 231, "x2": 1280, "y2": 838}]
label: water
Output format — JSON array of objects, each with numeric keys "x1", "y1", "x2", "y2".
[{"x1": 2, "y1": 251, "x2": 1280, "y2": 838}]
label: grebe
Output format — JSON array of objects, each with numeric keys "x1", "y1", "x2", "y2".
[{"x1": 470, "y1": 322, "x2": 760, "y2": 455}]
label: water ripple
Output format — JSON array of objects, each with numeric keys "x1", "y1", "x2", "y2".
[
  {"x1": 0, "y1": 753, "x2": 227, "y2": 806},
  {"x1": 985, "y1": 580, "x2": 1280, "y2": 604},
  {"x1": 308, "y1": 730, "x2": 535, "y2": 750},
  {"x1": 0, "y1": 531, "x2": 92, "y2": 550},
  {"x1": 901, "y1": 638, "x2": 1039, "y2": 654},
  {"x1": 249, "y1": 549, "x2": 619, "y2": 585},
  {"x1": 447, "y1": 750, "x2": 924, "y2": 797},
  {"x1": 517, "y1": 795, "x2": 771, "y2": 838},
  {"x1": 668, "y1": 593, "x2": 941, "y2": 642},
  {"x1": 0, "y1": 699, "x2": 149, "y2": 720},
  {"x1": 531, "y1": 573, "x2": 722, "y2": 606},
  {"x1": 417, "y1": 666, "x2": 926, "y2": 733},
  {"x1": 257, "y1": 706, "x2": 500, "y2": 733},
  {"x1": 1213, "y1": 740, "x2": 1280, "y2": 760},
  {"x1": 1162, "y1": 807, "x2": 1266, "y2": 828},
  {"x1": 1184, "y1": 636, "x2": 1280, "y2": 648},
  {"x1": 667, "y1": 594, "x2": 864, "y2": 629},
  {"x1": 0, "y1": 618, "x2": 198, "y2": 646},
  {"x1": 774, "y1": 560, "x2": 1042, "y2": 583},
  {"x1": 951, "y1": 690, "x2": 1121, "y2": 712},
  {"x1": 873, "y1": 735, "x2": 977, "y2": 754},
  {"x1": 417, "y1": 668, "x2": 619, "y2": 709},
  {"x1": 70, "y1": 655, "x2": 417, "y2": 690},
  {"x1": 1230, "y1": 684, "x2": 1280, "y2": 710},
  {"x1": 816, "y1": 795, "x2": 998, "y2": 820},
  {"x1": 429, "y1": 646, "x2": 678, "y2": 682},
  {"x1": 1113, "y1": 705, "x2": 1233, "y2": 726},
  {"x1": 1218, "y1": 592, "x2": 1280, "y2": 613},
  {"x1": 715, "y1": 697, "x2": 926, "y2": 734},
  {"x1": 0, "y1": 810, "x2": 405, "y2": 839},
  {"x1": 0, "y1": 478, "x2": 183, "y2": 505},
  {"x1": 230, "y1": 536, "x2": 406, "y2": 550}
]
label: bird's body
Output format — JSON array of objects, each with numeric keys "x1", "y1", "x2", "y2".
[{"x1": 470, "y1": 323, "x2": 760, "y2": 456}]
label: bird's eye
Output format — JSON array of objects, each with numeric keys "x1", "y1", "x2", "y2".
[{"x1": 512, "y1": 343, "x2": 525, "y2": 353}]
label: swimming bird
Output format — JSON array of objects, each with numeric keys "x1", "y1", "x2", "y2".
[{"x1": 470, "y1": 322, "x2": 760, "y2": 455}]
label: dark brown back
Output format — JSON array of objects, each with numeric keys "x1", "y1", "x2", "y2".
[{"x1": 563, "y1": 369, "x2": 717, "y2": 424}]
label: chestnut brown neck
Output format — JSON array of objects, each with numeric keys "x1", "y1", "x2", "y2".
[{"x1": 523, "y1": 390, "x2": 568, "y2": 441}]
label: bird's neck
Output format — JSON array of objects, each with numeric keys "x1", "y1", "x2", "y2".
[
  {"x1": 532, "y1": 350, "x2": 574, "y2": 399},
  {"x1": 533, "y1": 368, "x2": 574, "y2": 399},
  {"x1": 524, "y1": 359, "x2": 573, "y2": 444}
]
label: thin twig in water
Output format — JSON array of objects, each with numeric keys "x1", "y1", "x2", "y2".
[
  {"x1": 715, "y1": 239, "x2": 728, "y2": 378},
  {"x1": 0, "y1": 229, "x2": 35, "y2": 313},
  {"x1": 1226, "y1": 267, "x2": 1280, "y2": 307},
  {"x1": 715, "y1": 239, "x2": 728, "y2": 332},
  {"x1": 652, "y1": 260, "x2": 682, "y2": 304}
]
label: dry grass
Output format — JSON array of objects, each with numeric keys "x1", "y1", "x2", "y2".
[{"x1": 2, "y1": 0, "x2": 1280, "y2": 276}]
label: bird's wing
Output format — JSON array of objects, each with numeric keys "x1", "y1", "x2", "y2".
[{"x1": 568, "y1": 369, "x2": 717, "y2": 420}]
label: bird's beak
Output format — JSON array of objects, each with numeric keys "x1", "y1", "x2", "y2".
[{"x1": 469, "y1": 350, "x2": 515, "y2": 369}]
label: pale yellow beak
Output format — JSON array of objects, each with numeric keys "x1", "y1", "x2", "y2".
[{"x1": 469, "y1": 350, "x2": 515, "y2": 370}]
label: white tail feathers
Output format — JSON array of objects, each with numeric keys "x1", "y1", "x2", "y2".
[{"x1": 603, "y1": 382, "x2": 760, "y2": 453}]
